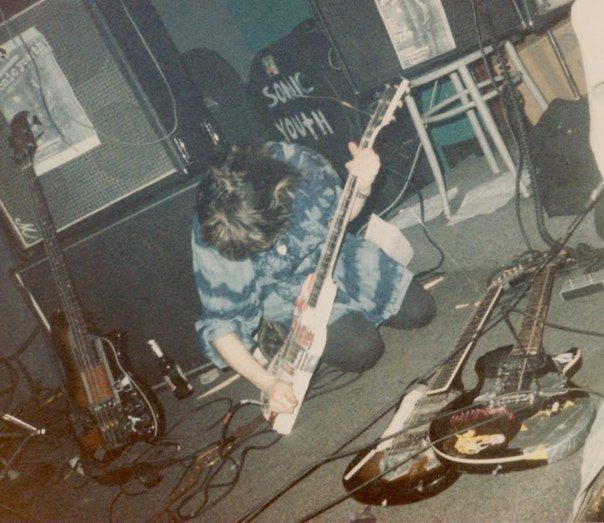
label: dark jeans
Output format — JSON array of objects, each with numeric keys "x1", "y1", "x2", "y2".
[{"x1": 321, "y1": 278, "x2": 436, "y2": 373}]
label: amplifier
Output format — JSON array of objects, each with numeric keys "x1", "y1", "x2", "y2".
[
  {"x1": 0, "y1": 0, "x2": 217, "y2": 254},
  {"x1": 311, "y1": 0, "x2": 525, "y2": 93}
]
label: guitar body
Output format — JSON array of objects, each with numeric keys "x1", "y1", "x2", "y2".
[
  {"x1": 262, "y1": 273, "x2": 337, "y2": 435},
  {"x1": 342, "y1": 265, "x2": 526, "y2": 502},
  {"x1": 51, "y1": 312, "x2": 162, "y2": 461},
  {"x1": 343, "y1": 386, "x2": 460, "y2": 505},
  {"x1": 430, "y1": 345, "x2": 594, "y2": 473}
]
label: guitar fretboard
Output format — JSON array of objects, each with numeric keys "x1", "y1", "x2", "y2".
[
  {"x1": 512, "y1": 266, "x2": 555, "y2": 357},
  {"x1": 21, "y1": 162, "x2": 98, "y2": 371},
  {"x1": 428, "y1": 283, "x2": 503, "y2": 394},
  {"x1": 307, "y1": 82, "x2": 407, "y2": 308}
]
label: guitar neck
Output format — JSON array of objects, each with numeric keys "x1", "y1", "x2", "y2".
[
  {"x1": 21, "y1": 161, "x2": 95, "y2": 367},
  {"x1": 512, "y1": 266, "x2": 556, "y2": 357},
  {"x1": 308, "y1": 99, "x2": 387, "y2": 307},
  {"x1": 428, "y1": 283, "x2": 503, "y2": 394}
]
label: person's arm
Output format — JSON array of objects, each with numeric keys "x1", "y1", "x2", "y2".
[
  {"x1": 192, "y1": 223, "x2": 295, "y2": 413},
  {"x1": 212, "y1": 332, "x2": 298, "y2": 414},
  {"x1": 346, "y1": 142, "x2": 381, "y2": 221}
]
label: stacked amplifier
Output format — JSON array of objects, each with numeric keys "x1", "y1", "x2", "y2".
[{"x1": 311, "y1": 0, "x2": 574, "y2": 93}]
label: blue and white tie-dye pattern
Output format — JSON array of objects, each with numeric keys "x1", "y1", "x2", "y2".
[{"x1": 192, "y1": 142, "x2": 413, "y2": 368}]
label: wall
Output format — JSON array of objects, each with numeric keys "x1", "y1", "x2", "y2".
[
  {"x1": 150, "y1": 0, "x2": 254, "y2": 80},
  {"x1": 150, "y1": 0, "x2": 311, "y2": 80},
  {"x1": 225, "y1": 0, "x2": 311, "y2": 54}
]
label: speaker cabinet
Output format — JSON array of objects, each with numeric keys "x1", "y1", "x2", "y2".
[
  {"x1": 15, "y1": 182, "x2": 206, "y2": 384},
  {"x1": 0, "y1": 0, "x2": 206, "y2": 252},
  {"x1": 91, "y1": 0, "x2": 220, "y2": 170},
  {"x1": 310, "y1": 0, "x2": 525, "y2": 94}
]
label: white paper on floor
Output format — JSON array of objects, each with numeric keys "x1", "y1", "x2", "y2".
[
  {"x1": 447, "y1": 173, "x2": 516, "y2": 226},
  {"x1": 388, "y1": 187, "x2": 459, "y2": 230},
  {"x1": 364, "y1": 213, "x2": 414, "y2": 266}
]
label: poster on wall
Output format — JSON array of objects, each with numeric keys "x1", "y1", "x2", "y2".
[
  {"x1": 0, "y1": 27, "x2": 100, "y2": 175},
  {"x1": 375, "y1": 0, "x2": 455, "y2": 70}
]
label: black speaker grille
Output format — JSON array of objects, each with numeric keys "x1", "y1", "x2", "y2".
[{"x1": 0, "y1": 0, "x2": 180, "y2": 249}]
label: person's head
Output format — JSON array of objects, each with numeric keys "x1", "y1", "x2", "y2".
[{"x1": 196, "y1": 143, "x2": 299, "y2": 261}]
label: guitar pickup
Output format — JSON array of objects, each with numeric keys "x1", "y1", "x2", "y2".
[{"x1": 294, "y1": 351, "x2": 321, "y2": 374}]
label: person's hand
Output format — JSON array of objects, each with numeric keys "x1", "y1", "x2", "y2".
[
  {"x1": 264, "y1": 379, "x2": 298, "y2": 414},
  {"x1": 345, "y1": 141, "x2": 381, "y2": 196}
]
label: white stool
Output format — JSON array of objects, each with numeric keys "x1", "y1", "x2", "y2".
[{"x1": 404, "y1": 41, "x2": 548, "y2": 218}]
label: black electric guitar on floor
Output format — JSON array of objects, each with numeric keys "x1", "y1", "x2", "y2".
[
  {"x1": 429, "y1": 255, "x2": 594, "y2": 473},
  {"x1": 10, "y1": 112, "x2": 161, "y2": 461},
  {"x1": 342, "y1": 265, "x2": 524, "y2": 505}
]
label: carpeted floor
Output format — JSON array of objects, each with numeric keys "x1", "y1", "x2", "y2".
[{"x1": 2, "y1": 152, "x2": 603, "y2": 522}]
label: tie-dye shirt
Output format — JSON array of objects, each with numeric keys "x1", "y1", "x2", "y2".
[{"x1": 192, "y1": 142, "x2": 413, "y2": 368}]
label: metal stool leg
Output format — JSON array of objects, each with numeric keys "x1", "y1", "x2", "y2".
[
  {"x1": 458, "y1": 63, "x2": 530, "y2": 197},
  {"x1": 405, "y1": 92, "x2": 451, "y2": 218},
  {"x1": 449, "y1": 71, "x2": 500, "y2": 175},
  {"x1": 504, "y1": 40, "x2": 549, "y2": 110}
]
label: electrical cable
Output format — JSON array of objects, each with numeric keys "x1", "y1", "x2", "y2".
[
  {"x1": 470, "y1": 1, "x2": 536, "y2": 253},
  {"x1": 412, "y1": 182, "x2": 446, "y2": 281},
  {"x1": 472, "y1": 186, "x2": 599, "y2": 344},
  {"x1": 472, "y1": 0, "x2": 560, "y2": 249},
  {"x1": 171, "y1": 402, "x2": 276, "y2": 520},
  {"x1": 509, "y1": 308, "x2": 604, "y2": 339}
]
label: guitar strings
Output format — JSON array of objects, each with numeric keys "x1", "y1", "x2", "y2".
[
  {"x1": 509, "y1": 265, "x2": 554, "y2": 397},
  {"x1": 299, "y1": 388, "x2": 601, "y2": 522},
  {"x1": 508, "y1": 308, "x2": 604, "y2": 339},
  {"x1": 20, "y1": 162, "x2": 118, "y2": 448},
  {"x1": 384, "y1": 284, "x2": 504, "y2": 457}
]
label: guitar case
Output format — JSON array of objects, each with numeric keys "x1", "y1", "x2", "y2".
[{"x1": 247, "y1": 19, "x2": 433, "y2": 230}]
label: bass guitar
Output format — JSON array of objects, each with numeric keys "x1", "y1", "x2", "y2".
[
  {"x1": 261, "y1": 80, "x2": 410, "y2": 434},
  {"x1": 342, "y1": 265, "x2": 524, "y2": 505},
  {"x1": 10, "y1": 111, "x2": 161, "y2": 461},
  {"x1": 429, "y1": 255, "x2": 595, "y2": 473}
]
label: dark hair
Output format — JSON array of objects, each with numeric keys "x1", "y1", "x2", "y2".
[{"x1": 196, "y1": 143, "x2": 299, "y2": 261}]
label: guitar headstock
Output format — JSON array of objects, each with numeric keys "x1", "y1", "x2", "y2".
[
  {"x1": 9, "y1": 111, "x2": 38, "y2": 167},
  {"x1": 363, "y1": 79, "x2": 410, "y2": 149},
  {"x1": 491, "y1": 263, "x2": 528, "y2": 290},
  {"x1": 491, "y1": 249, "x2": 571, "y2": 290},
  {"x1": 549, "y1": 248, "x2": 570, "y2": 268}
]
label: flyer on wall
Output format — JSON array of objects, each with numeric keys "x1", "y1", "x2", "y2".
[
  {"x1": 375, "y1": 0, "x2": 455, "y2": 69},
  {"x1": 0, "y1": 26, "x2": 100, "y2": 176}
]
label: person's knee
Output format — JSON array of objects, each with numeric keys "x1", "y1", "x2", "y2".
[
  {"x1": 322, "y1": 313, "x2": 385, "y2": 372},
  {"x1": 409, "y1": 287, "x2": 437, "y2": 328},
  {"x1": 386, "y1": 278, "x2": 437, "y2": 329},
  {"x1": 341, "y1": 336, "x2": 384, "y2": 373}
]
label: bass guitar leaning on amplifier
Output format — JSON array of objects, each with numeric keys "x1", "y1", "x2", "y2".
[
  {"x1": 9, "y1": 112, "x2": 162, "y2": 463},
  {"x1": 192, "y1": 81, "x2": 436, "y2": 433}
]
